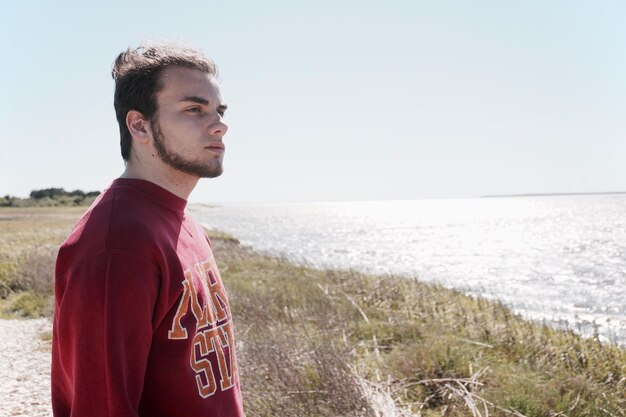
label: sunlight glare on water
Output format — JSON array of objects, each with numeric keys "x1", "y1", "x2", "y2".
[{"x1": 193, "y1": 195, "x2": 626, "y2": 345}]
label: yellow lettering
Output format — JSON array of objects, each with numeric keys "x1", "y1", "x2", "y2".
[
  {"x1": 202, "y1": 261, "x2": 229, "y2": 323},
  {"x1": 168, "y1": 278, "x2": 191, "y2": 340},
  {"x1": 171, "y1": 258, "x2": 239, "y2": 398},
  {"x1": 194, "y1": 263, "x2": 217, "y2": 328},
  {"x1": 190, "y1": 331, "x2": 217, "y2": 398}
]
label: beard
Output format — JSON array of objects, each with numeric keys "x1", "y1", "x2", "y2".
[{"x1": 151, "y1": 119, "x2": 223, "y2": 178}]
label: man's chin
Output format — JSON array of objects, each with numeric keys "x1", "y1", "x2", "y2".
[
  {"x1": 168, "y1": 162, "x2": 223, "y2": 179},
  {"x1": 202, "y1": 169, "x2": 223, "y2": 179},
  {"x1": 198, "y1": 163, "x2": 223, "y2": 179}
]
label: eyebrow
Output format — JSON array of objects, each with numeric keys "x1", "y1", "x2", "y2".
[
  {"x1": 179, "y1": 96, "x2": 210, "y2": 105},
  {"x1": 179, "y1": 96, "x2": 228, "y2": 112}
]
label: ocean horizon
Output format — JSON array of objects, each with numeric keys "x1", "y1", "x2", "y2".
[{"x1": 191, "y1": 194, "x2": 626, "y2": 346}]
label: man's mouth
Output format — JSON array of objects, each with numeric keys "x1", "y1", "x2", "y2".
[{"x1": 206, "y1": 142, "x2": 225, "y2": 153}]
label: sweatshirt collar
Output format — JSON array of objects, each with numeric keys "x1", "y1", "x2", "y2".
[{"x1": 110, "y1": 178, "x2": 188, "y2": 213}]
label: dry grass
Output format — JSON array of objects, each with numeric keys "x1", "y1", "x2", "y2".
[
  {"x1": 0, "y1": 207, "x2": 84, "y2": 316},
  {"x1": 1, "y1": 207, "x2": 624, "y2": 416},
  {"x1": 210, "y1": 236, "x2": 626, "y2": 417}
]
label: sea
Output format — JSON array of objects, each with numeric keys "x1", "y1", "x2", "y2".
[{"x1": 191, "y1": 194, "x2": 626, "y2": 346}]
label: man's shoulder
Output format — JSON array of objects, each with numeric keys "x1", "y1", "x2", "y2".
[{"x1": 60, "y1": 183, "x2": 180, "y2": 258}]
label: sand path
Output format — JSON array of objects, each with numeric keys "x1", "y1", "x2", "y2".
[{"x1": 0, "y1": 318, "x2": 52, "y2": 417}]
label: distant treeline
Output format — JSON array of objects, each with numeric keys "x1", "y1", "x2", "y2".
[{"x1": 1, "y1": 188, "x2": 101, "y2": 207}]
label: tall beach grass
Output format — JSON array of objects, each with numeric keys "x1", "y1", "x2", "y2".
[
  {"x1": 214, "y1": 238, "x2": 625, "y2": 417},
  {"x1": 0, "y1": 206, "x2": 624, "y2": 416},
  {"x1": 0, "y1": 207, "x2": 86, "y2": 317}
]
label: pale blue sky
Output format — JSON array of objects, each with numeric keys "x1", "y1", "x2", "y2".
[{"x1": 1, "y1": 1, "x2": 625, "y2": 203}]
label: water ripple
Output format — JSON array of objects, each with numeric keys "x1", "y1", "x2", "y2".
[{"x1": 192, "y1": 195, "x2": 626, "y2": 345}]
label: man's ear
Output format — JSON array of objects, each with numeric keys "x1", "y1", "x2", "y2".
[{"x1": 126, "y1": 110, "x2": 151, "y2": 144}]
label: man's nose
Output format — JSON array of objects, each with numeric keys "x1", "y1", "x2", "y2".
[{"x1": 210, "y1": 119, "x2": 228, "y2": 136}]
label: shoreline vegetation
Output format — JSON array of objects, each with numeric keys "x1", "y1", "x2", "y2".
[
  {"x1": 0, "y1": 207, "x2": 624, "y2": 416},
  {"x1": 0, "y1": 188, "x2": 100, "y2": 208}
]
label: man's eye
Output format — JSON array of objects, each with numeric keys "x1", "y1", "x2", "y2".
[{"x1": 187, "y1": 107, "x2": 202, "y2": 113}]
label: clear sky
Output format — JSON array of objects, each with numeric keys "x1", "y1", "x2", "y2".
[{"x1": 1, "y1": 1, "x2": 625, "y2": 203}]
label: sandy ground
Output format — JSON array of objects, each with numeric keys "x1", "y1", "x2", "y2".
[{"x1": 0, "y1": 318, "x2": 52, "y2": 417}]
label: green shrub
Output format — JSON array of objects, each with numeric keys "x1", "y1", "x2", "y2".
[{"x1": 6, "y1": 292, "x2": 52, "y2": 318}]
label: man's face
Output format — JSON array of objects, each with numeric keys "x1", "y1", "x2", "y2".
[{"x1": 150, "y1": 66, "x2": 228, "y2": 178}]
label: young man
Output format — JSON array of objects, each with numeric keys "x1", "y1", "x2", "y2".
[{"x1": 51, "y1": 44, "x2": 245, "y2": 417}]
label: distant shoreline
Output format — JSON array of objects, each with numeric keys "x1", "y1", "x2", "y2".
[{"x1": 482, "y1": 191, "x2": 626, "y2": 198}]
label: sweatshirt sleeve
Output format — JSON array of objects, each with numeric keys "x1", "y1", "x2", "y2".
[{"x1": 52, "y1": 250, "x2": 160, "y2": 417}]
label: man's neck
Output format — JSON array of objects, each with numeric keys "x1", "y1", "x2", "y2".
[{"x1": 121, "y1": 162, "x2": 199, "y2": 201}]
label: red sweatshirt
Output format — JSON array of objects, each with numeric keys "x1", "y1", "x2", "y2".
[{"x1": 52, "y1": 178, "x2": 244, "y2": 417}]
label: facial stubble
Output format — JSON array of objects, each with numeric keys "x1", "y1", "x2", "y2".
[{"x1": 151, "y1": 119, "x2": 224, "y2": 179}]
